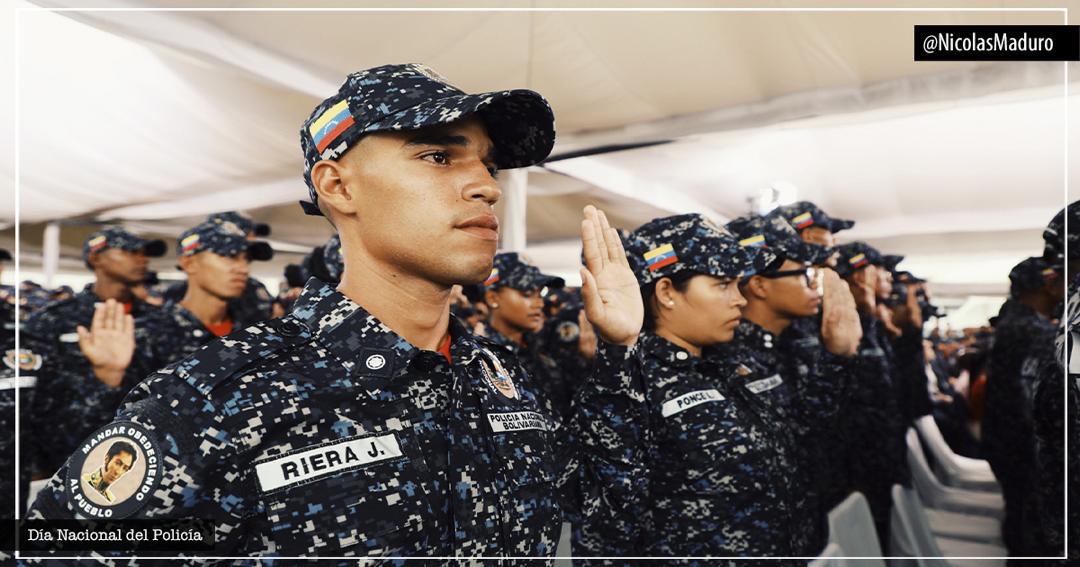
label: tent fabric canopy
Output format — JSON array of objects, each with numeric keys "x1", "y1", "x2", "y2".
[{"x1": 2, "y1": 0, "x2": 1076, "y2": 298}]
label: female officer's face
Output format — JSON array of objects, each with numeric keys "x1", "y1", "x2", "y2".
[
  {"x1": 326, "y1": 116, "x2": 502, "y2": 287},
  {"x1": 661, "y1": 274, "x2": 747, "y2": 346},
  {"x1": 491, "y1": 287, "x2": 545, "y2": 334}
]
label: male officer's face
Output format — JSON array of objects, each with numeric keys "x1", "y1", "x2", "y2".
[
  {"x1": 102, "y1": 451, "x2": 134, "y2": 485},
  {"x1": 336, "y1": 116, "x2": 501, "y2": 286},
  {"x1": 876, "y1": 267, "x2": 894, "y2": 298},
  {"x1": 92, "y1": 248, "x2": 149, "y2": 285},
  {"x1": 490, "y1": 286, "x2": 545, "y2": 333},
  {"x1": 800, "y1": 226, "x2": 835, "y2": 247},
  {"x1": 185, "y1": 252, "x2": 250, "y2": 300},
  {"x1": 762, "y1": 259, "x2": 822, "y2": 318}
]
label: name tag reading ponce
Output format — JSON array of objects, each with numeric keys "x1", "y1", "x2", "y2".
[
  {"x1": 254, "y1": 433, "x2": 403, "y2": 493},
  {"x1": 661, "y1": 389, "x2": 725, "y2": 418}
]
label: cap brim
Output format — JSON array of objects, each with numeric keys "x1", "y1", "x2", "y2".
[
  {"x1": 254, "y1": 223, "x2": 271, "y2": 237},
  {"x1": 366, "y1": 89, "x2": 555, "y2": 170},
  {"x1": 828, "y1": 219, "x2": 855, "y2": 232},
  {"x1": 141, "y1": 240, "x2": 167, "y2": 258},
  {"x1": 247, "y1": 242, "x2": 274, "y2": 262}
]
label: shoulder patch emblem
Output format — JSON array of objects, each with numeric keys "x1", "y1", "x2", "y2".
[
  {"x1": 478, "y1": 347, "x2": 519, "y2": 400},
  {"x1": 65, "y1": 421, "x2": 163, "y2": 519},
  {"x1": 4, "y1": 349, "x2": 42, "y2": 371},
  {"x1": 556, "y1": 321, "x2": 580, "y2": 343}
]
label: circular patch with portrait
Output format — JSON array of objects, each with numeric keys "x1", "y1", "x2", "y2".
[{"x1": 65, "y1": 420, "x2": 163, "y2": 519}]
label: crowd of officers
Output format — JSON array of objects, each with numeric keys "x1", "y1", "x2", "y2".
[{"x1": 0, "y1": 62, "x2": 1074, "y2": 562}]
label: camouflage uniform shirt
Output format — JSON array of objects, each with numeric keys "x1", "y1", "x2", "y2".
[{"x1": 29, "y1": 278, "x2": 644, "y2": 562}]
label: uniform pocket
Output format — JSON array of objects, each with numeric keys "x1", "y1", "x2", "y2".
[{"x1": 258, "y1": 434, "x2": 434, "y2": 556}]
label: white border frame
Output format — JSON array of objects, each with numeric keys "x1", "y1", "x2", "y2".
[{"x1": 10, "y1": 3, "x2": 1071, "y2": 561}]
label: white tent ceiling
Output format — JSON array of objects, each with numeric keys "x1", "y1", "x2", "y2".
[{"x1": 1, "y1": 0, "x2": 1078, "y2": 299}]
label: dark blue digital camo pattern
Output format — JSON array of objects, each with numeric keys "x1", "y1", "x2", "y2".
[
  {"x1": 147, "y1": 301, "x2": 251, "y2": 365},
  {"x1": 1007, "y1": 256, "x2": 1057, "y2": 297},
  {"x1": 833, "y1": 242, "x2": 885, "y2": 278},
  {"x1": 322, "y1": 234, "x2": 344, "y2": 283},
  {"x1": 486, "y1": 252, "x2": 564, "y2": 292},
  {"x1": 176, "y1": 221, "x2": 273, "y2": 261},
  {"x1": 772, "y1": 201, "x2": 855, "y2": 234},
  {"x1": 1041, "y1": 200, "x2": 1080, "y2": 267},
  {"x1": 627, "y1": 213, "x2": 759, "y2": 286},
  {"x1": 985, "y1": 297, "x2": 1056, "y2": 554},
  {"x1": 207, "y1": 211, "x2": 269, "y2": 237},
  {"x1": 726, "y1": 214, "x2": 833, "y2": 269},
  {"x1": 1029, "y1": 273, "x2": 1079, "y2": 559},
  {"x1": 706, "y1": 319, "x2": 850, "y2": 557},
  {"x1": 1, "y1": 316, "x2": 39, "y2": 517},
  {"x1": 844, "y1": 312, "x2": 910, "y2": 533},
  {"x1": 601, "y1": 332, "x2": 803, "y2": 559},
  {"x1": 301, "y1": 63, "x2": 555, "y2": 208},
  {"x1": 81, "y1": 226, "x2": 166, "y2": 264},
  {"x1": 20, "y1": 286, "x2": 171, "y2": 477},
  {"x1": 29, "y1": 278, "x2": 644, "y2": 562}
]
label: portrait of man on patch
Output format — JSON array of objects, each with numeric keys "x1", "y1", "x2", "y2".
[{"x1": 80, "y1": 440, "x2": 141, "y2": 505}]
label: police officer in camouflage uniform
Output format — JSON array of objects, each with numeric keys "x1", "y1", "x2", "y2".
[
  {"x1": 151, "y1": 221, "x2": 275, "y2": 364},
  {"x1": 574, "y1": 213, "x2": 799, "y2": 560},
  {"x1": 29, "y1": 63, "x2": 647, "y2": 561},
  {"x1": 1029, "y1": 203, "x2": 1080, "y2": 560},
  {"x1": 164, "y1": 212, "x2": 276, "y2": 325},
  {"x1": 0, "y1": 249, "x2": 13, "y2": 344},
  {"x1": 773, "y1": 201, "x2": 854, "y2": 266},
  {"x1": 985, "y1": 255, "x2": 1061, "y2": 556},
  {"x1": 481, "y1": 252, "x2": 569, "y2": 424},
  {"x1": 21, "y1": 227, "x2": 167, "y2": 479},
  {"x1": 2, "y1": 250, "x2": 41, "y2": 516},
  {"x1": 713, "y1": 214, "x2": 861, "y2": 556},
  {"x1": 834, "y1": 241, "x2": 911, "y2": 549}
]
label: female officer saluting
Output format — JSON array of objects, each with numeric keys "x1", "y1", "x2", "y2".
[{"x1": 574, "y1": 213, "x2": 803, "y2": 561}]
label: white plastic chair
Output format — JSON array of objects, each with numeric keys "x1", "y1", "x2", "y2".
[
  {"x1": 826, "y1": 491, "x2": 887, "y2": 567},
  {"x1": 891, "y1": 485, "x2": 1006, "y2": 567},
  {"x1": 809, "y1": 542, "x2": 846, "y2": 567},
  {"x1": 906, "y1": 428, "x2": 1004, "y2": 519},
  {"x1": 914, "y1": 415, "x2": 999, "y2": 493},
  {"x1": 923, "y1": 506, "x2": 1003, "y2": 546}
]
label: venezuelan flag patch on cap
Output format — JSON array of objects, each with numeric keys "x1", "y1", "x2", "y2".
[
  {"x1": 484, "y1": 268, "x2": 500, "y2": 286},
  {"x1": 644, "y1": 243, "x2": 678, "y2": 272},
  {"x1": 849, "y1": 253, "x2": 868, "y2": 268},
  {"x1": 309, "y1": 100, "x2": 355, "y2": 154},
  {"x1": 791, "y1": 212, "x2": 814, "y2": 229},
  {"x1": 181, "y1": 234, "x2": 201, "y2": 254},
  {"x1": 87, "y1": 235, "x2": 108, "y2": 252},
  {"x1": 738, "y1": 234, "x2": 766, "y2": 248}
]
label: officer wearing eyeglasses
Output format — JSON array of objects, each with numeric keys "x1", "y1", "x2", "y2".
[{"x1": 707, "y1": 214, "x2": 862, "y2": 557}]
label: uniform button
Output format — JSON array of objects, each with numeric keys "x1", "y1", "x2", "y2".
[
  {"x1": 278, "y1": 320, "x2": 306, "y2": 337},
  {"x1": 366, "y1": 354, "x2": 387, "y2": 370},
  {"x1": 193, "y1": 329, "x2": 204, "y2": 338},
  {"x1": 675, "y1": 351, "x2": 689, "y2": 361}
]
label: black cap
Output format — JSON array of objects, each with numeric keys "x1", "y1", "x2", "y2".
[
  {"x1": 300, "y1": 63, "x2": 555, "y2": 216},
  {"x1": 485, "y1": 252, "x2": 564, "y2": 291},
  {"x1": 774, "y1": 201, "x2": 855, "y2": 233}
]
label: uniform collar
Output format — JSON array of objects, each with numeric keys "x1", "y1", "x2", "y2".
[
  {"x1": 287, "y1": 278, "x2": 486, "y2": 379},
  {"x1": 640, "y1": 331, "x2": 698, "y2": 367},
  {"x1": 736, "y1": 319, "x2": 777, "y2": 350}
]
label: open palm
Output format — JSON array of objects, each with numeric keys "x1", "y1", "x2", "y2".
[
  {"x1": 579, "y1": 205, "x2": 642, "y2": 347},
  {"x1": 78, "y1": 299, "x2": 135, "y2": 387}
]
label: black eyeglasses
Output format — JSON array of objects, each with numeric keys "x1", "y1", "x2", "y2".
[{"x1": 760, "y1": 266, "x2": 820, "y2": 286}]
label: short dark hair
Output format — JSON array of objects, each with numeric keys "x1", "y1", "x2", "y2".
[
  {"x1": 641, "y1": 271, "x2": 697, "y2": 331},
  {"x1": 106, "y1": 441, "x2": 138, "y2": 465}
]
